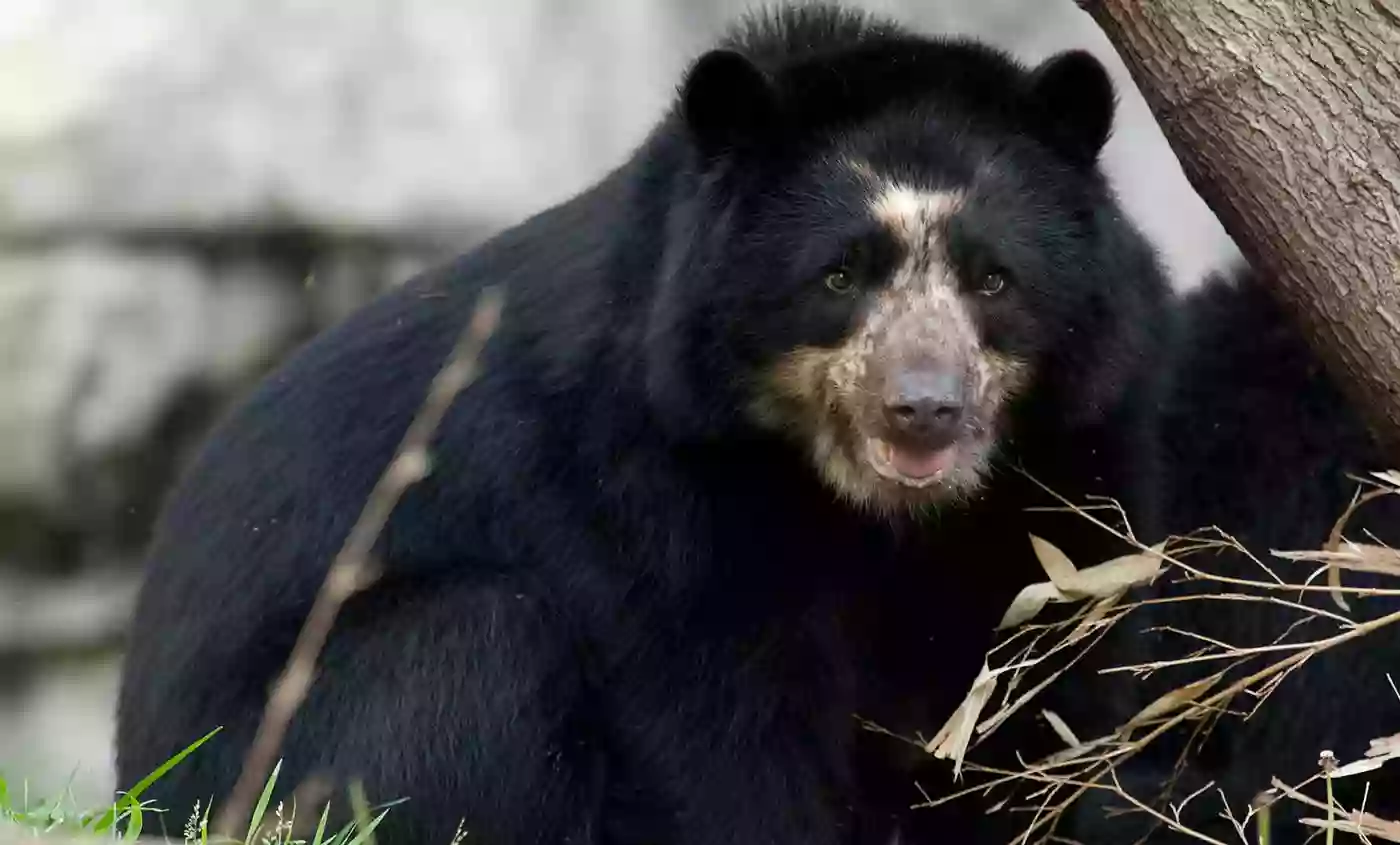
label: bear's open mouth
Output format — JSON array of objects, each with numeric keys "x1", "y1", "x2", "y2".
[{"x1": 864, "y1": 438, "x2": 960, "y2": 488}]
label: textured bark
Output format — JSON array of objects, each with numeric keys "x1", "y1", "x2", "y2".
[{"x1": 1080, "y1": 0, "x2": 1400, "y2": 456}]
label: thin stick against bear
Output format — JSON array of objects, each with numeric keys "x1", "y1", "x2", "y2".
[{"x1": 212, "y1": 287, "x2": 505, "y2": 839}]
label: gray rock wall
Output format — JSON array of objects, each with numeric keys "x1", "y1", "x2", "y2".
[{"x1": 0, "y1": 0, "x2": 1238, "y2": 809}]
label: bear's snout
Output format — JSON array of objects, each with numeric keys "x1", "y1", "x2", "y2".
[{"x1": 880, "y1": 363, "x2": 968, "y2": 451}]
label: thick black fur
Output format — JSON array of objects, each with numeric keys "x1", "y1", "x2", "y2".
[
  {"x1": 1067, "y1": 269, "x2": 1400, "y2": 844},
  {"x1": 114, "y1": 6, "x2": 1174, "y2": 843}
]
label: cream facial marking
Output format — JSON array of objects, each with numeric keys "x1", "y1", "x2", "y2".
[
  {"x1": 861, "y1": 182, "x2": 980, "y2": 372},
  {"x1": 748, "y1": 172, "x2": 1031, "y2": 513},
  {"x1": 869, "y1": 185, "x2": 965, "y2": 281},
  {"x1": 870, "y1": 185, "x2": 964, "y2": 255}
]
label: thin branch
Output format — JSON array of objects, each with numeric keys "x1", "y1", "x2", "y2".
[
  {"x1": 212, "y1": 286, "x2": 505, "y2": 838},
  {"x1": 934, "y1": 469, "x2": 1400, "y2": 843}
]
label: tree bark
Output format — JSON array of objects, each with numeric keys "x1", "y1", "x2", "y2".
[{"x1": 1078, "y1": 0, "x2": 1400, "y2": 457}]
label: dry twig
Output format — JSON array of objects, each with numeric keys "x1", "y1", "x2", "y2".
[
  {"x1": 211, "y1": 286, "x2": 505, "y2": 838},
  {"x1": 917, "y1": 469, "x2": 1400, "y2": 844}
]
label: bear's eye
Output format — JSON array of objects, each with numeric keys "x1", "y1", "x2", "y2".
[
  {"x1": 823, "y1": 268, "x2": 857, "y2": 295},
  {"x1": 976, "y1": 269, "x2": 1010, "y2": 297}
]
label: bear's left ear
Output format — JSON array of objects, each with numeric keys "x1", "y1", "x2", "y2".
[
  {"x1": 1024, "y1": 50, "x2": 1117, "y2": 167},
  {"x1": 680, "y1": 49, "x2": 783, "y2": 160}
]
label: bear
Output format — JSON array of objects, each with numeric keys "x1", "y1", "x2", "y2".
[
  {"x1": 113, "y1": 5, "x2": 1177, "y2": 844},
  {"x1": 1063, "y1": 267, "x2": 1400, "y2": 844}
]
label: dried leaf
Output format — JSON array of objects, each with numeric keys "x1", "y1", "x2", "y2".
[
  {"x1": 1063, "y1": 593, "x2": 1127, "y2": 646},
  {"x1": 1372, "y1": 470, "x2": 1400, "y2": 491},
  {"x1": 997, "y1": 543, "x2": 1163, "y2": 629},
  {"x1": 1298, "y1": 813, "x2": 1400, "y2": 842},
  {"x1": 1369, "y1": 731, "x2": 1400, "y2": 758},
  {"x1": 1124, "y1": 675, "x2": 1218, "y2": 730},
  {"x1": 1039, "y1": 733, "x2": 1117, "y2": 767},
  {"x1": 1041, "y1": 709, "x2": 1081, "y2": 749},
  {"x1": 1328, "y1": 731, "x2": 1400, "y2": 779},
  {"x1": 998, "y1": 581, "x2": 1065, "y2": 629},
  {"x1": 1080, "y1": 592, "x2": 1126, "y2": 627},
  {"x1": 927, "y1": 661, "x2": 997, "y2": 780},
  {"x1": 1029, "y1": 534, "x2": 1079, "y2": 590},
  {"x1": 1330, "y1": 756, "x2": 1390, "y2": 779},
  {"x1": 1328, "y1": 559, "x2": 1352, "y2": 612},
  {"x1": 1274, "y1": 543, "x2": 1400, "y2": 576},
  {"x1": 1057, "y1": 544, "x2": 1165, "y2": 598},
  {"x1": 1342, "y1": 543, "x2": 1400, "y2": 575}
]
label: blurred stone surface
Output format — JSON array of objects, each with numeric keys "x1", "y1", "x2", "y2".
[
  {"x1": 0, "y1": 0, "x2": 1237, "y2": 278},
  {"x1": 0, "y1": 0, "x2": 1241, "y2": 809},
  {"x1": 0, "y1": 248, "x2": 297, "y2": 506},
  {"x1": 0, "y1": 650, "x2": 123, "y2": 814}
]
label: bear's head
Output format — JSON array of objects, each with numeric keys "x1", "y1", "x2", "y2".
[{"x1": 644, "y1": 5, "x2": 1169, "y2": 514}]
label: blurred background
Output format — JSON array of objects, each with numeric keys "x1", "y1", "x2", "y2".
[{"x1": 0, "y1": 0, "x2": 1240, "y2": 808}]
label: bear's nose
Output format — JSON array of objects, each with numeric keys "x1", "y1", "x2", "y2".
[{"x1": 883, "y1": 368, "x2": 966, "y2": 447}]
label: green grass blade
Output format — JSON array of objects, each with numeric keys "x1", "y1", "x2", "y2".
[
  {"x1": 243, "y1": 758, "x2": 283, "y2": 845},
  {"x1": 344, "y1": 808, "x2": 390, "y2": 845},
  {"x1": 122, "y1": 801, "x2": 143, "y2": 841},
  {"x1": 310, "y1": 800, "x2": 331, "y2": 845},
  {"x1": 93, "y1": 726, "x2": 223, "y2": 834}
]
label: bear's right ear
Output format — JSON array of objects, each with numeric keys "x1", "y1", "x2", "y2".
[{"x1": 680, "y1": 49, "x2": 782, "y2": 160}]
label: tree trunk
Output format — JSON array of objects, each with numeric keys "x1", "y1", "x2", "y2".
[{"x1": 1078, "y1": 0, "x2": 1400, "y2": 457}]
